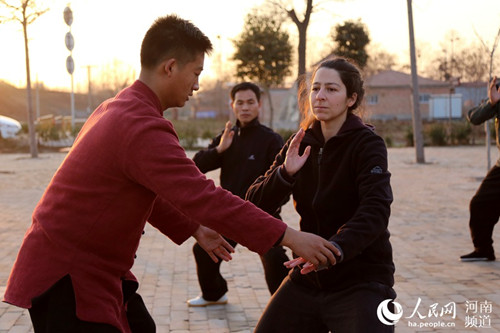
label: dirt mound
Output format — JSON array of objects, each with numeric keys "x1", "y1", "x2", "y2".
[{"x1": 0, "y1": 80, "x2": 106, "y2": 123}]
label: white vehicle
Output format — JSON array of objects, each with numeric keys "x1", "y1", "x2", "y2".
[{"x1": 0, "y1": 115, "x2": 22, "y2": 139}]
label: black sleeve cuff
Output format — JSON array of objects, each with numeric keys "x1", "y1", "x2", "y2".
[
  {"x1": 330, "y1": 241, "x2": 344, "y2": 263},
  {"x1": 279, "y1": 165, "x2": 295, "y2": 184}
]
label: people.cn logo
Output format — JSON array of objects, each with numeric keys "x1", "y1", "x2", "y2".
[{"x1": 377, "y1": 299, "x2": 403, "y2": 326}]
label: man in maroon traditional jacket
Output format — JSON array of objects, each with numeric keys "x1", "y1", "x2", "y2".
[{"x1": 3, "y1": 15, "x2": 339, "y2": 333}]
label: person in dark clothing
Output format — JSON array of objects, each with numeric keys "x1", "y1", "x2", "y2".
[
  {"x1": 461, "y1": 76, "x2": 500, "y2": 262},
  {"x1": 247, "y1": 58, "x2": 396, "y2": 333},
  {"x1": 186, "y1": 82, "x2": 290, "y2": 307}
]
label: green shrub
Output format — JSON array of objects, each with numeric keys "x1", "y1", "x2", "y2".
[
  {"x1": 384, "y1": 136, "x2": 394, "y2": 148},
  {"x1": 170, "y1": 118, "x2": 227, "y2": 150},
  {"x1": 405, "y1": 126, "x2": 414, "y2": 147},
  {"x1": 37, "y1": 123, "x2": 61, "y2": 141},
  {"x1": 451, "y1": 121, "x2": 471, "y2": 145},
  {"x1": 276, "y1": 128, "x2": 296, "y2": 142},
  {"x1": 176, "y1": 125, "x2": 198, "y2": 149},
  {"x1": 427, "y1": 123, "x2": 447, "y2": 146}
]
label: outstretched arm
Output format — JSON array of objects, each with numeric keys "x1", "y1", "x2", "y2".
[
  {"x1": 279, "y1": 227, "x2": 341, "y2": 268},
  {"x1": 192, "y1": 225, "x2": 235, "y2": 263}
]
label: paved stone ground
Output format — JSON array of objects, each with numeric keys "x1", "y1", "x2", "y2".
[{"x1": 1, "y1": 146, "x2": 500, "y2": 332}]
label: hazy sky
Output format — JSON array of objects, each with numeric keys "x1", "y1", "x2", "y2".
[{"x1": 1, "y1": 0, "x2": 499, "y2": 92}]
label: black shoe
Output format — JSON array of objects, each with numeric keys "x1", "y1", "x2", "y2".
[{"x1": 460, "y1": 251, "x2": 495, "y2": 262}]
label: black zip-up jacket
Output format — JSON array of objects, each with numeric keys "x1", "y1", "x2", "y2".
[
  {"x1": 468, "y1": 100, "x2": 500, "y2": 165},
  {"x1": 193, "y1": 118, "x2": 284, "y2": 201},
  {"x1": 247, "y1": 114, "x2": 395, "y2": 290}
]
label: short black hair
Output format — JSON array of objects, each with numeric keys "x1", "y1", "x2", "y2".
[
  {"x1": 230, "y1": 82, "x2": 261, "y2": 102},
  {"x1": 140, "y1": 15, "x2": 213, "y2": 69}
]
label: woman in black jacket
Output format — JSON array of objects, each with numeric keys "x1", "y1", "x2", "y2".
[{"x1": 247, "y1": 58, "x2": 396, "y2": 333}]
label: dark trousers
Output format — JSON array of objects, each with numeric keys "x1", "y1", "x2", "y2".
[
  {"x1": 254, "y1": 277, "x2": 396, "y2": 333},
  {"x1": 28, "y1": 275, "x2": 155, "y2": 333},
  {"x1": 469, "y1": 164, "x2": 500, "y2": 253},
  {"x1": 192, "y1": 237, "x2": 289, "y2": 301}
]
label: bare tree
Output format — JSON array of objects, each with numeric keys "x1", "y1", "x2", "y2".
[
  {"x1": 0, "y1": 0, "x2": 48, "y2": 157},
  {"x1": 269, "y1": 0, "x2": 314, "y2": 78},
  {"x1": 364, "y1": 47, "x2": 398, "y2": 77},
  {"x1": 423, "y1": 42, "x2": 489, "y2": 82},
  {"x1": 454, "y1": 46, "x2": 489, "y2": 82},
  {"x1": 95, "y1": 59, "x2": 137, "y2": 96}
]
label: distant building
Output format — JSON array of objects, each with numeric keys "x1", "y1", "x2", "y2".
[
  {"x1": 274, "y1": 70, "x2": 483, "y2": 127},
  {"x1": 364, "y1": 70, "x2": 451, "y2": 121},
  {"x1": 455, "y1": 81, "x2": 489, "y2": 113},
  {"x1": 178, "y1": 71, "x2": 488, "y2": 130}
]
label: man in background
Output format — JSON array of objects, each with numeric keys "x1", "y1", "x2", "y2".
[
  {"x1": 187, "y1": 82, "x2": 290, "y2": 307},
  {"x1": 461, "y1": 76, "x2": 500, "y2": 262}
]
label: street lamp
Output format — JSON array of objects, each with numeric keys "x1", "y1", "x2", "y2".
[{"x1": 64, "y1": 5, "x2": 75, "y2": 129}]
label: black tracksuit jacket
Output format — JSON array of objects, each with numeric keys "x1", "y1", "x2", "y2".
[
  {"x1": 193, "y1": 118, "x2": 284, "y2": 200},
  {"x1": 468, "y1": 100, "x2": 500, "y2": 166},
  {"x1": 247, "y1": 114, "x2": 395, "y2": 290}
]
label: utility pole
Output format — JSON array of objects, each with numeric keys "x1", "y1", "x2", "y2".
[
  {"x1": 407, "y1": 0, "x2": 425, "y2": 163},
  {"x1": 85, "y1": 65, "x2": 94, "y2": 114}
]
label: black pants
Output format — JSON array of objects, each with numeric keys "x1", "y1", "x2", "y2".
[
  {"x1": 192, "y1": 237, "x2": 289, "y2": 301},
  {"x1": 28, "y1": 275, "x2": 155, "y2": 333},
  {"x1": 469, "y1": 164, "x2": 500, "y2": 253},
  {"x1": 254, "y1": 277, "x2": 396, "y2": 333}
]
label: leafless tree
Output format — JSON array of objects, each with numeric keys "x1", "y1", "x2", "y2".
[
  {"x1": 95, "y1": 59, "x2": 136, "y2": 96},
  {"x1": 0, "y1": 0, "x2": 48, "y2": 157},
  {"x1": 364, "y1": 47, "x2": 398, "y2": 77},
  {"x1": 454, "y1": 46, "x2": 489, "y2": 82},
  {"x1": 269, "y1": 0, "x2": 313, "y2": 79}
]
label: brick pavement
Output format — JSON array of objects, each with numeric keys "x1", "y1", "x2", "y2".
[{"x1": 1, "y1": 146, "x2": 500, "y2": 332}]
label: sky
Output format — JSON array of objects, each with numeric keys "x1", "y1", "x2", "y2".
[{"x1": 0, "y1": 0, "x2": 499, "y2": 93}]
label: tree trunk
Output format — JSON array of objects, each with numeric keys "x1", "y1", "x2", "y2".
[
  {"x1": 286, "y1": 0, "x2": 313, "y2": 127},
  {"x1": 287, "y1": 0, "x2": 312, "y2": 78},
  {"x1": 297, "y1": 24, "x2": 307, "y2": 77},
  {"x1": 23, "y1": 19, "x2": 38, "y2": 158},
  {"x1": 265, "y1": 86, "x2": 274, "y2": 129},
  {"x1": 407, "y1": 0, "x2": 425, "y2": 163}
]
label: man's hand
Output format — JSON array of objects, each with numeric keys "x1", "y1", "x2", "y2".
[
  {"x1": 192, "y1": 225, "x2": 234, "y2": 263},
  {"x1": 283, "y1": 128, "x2": 311, "y2": 177},
  {"x1": 489, "y1": 76, "x2": 500, "y2": 106},
  {"x1": 215, "y1": 121, "x2": 235, "y2": 154},
  {"x1": 279, "y1": 227, "x2": 340, "y2": 268}
]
